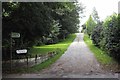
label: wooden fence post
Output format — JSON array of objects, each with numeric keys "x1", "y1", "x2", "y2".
[
  {"x1": 39, "y1": 55, "x2": 41, "y2": 60},
  {"x1": 26, "y1": 56, "x2": 28, "y2": 68},
  {"x1": 35, "y1": 55, "x2": 37, "y2": 64}
]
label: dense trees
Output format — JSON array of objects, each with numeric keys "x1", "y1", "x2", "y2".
[
  {"x1": 85, "y1": 13, "x2": 120, "y2": 62},
  {"x1": 101, "y1": 13, "x2": 120, "y2": 61},
  {"x1": 2, "y1": 2, "x2": 84, "y2": 58}
]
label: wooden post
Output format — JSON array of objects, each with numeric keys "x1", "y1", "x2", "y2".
[
  {"x1": 53, "y1": 52, "x2": 55, "y2": 56},
  {"x1": 35, "y1": 55, "x2": 37, "y2": 64},
  {"x1": 10, "y1": 34, "x2": 12, "y2": 72},
  {"x1": 26, "y1": 56, "x2": 28, "y2": 68},
  {"x1": 39, "y1": 55, "x2": 41, "y2": 60}
]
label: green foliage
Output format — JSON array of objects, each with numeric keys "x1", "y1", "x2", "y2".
[
  {"x1": 30, "y1": 34, "x2": 76, "y2": 72},
  {"x1": 45, "y1": 20, "x2": 61, "y2": 44},
  {"x1": 29, "y1": 34, "x2": 76, "y2": 55},
  {"x1": 2, "y1": 2, "x2": 84, "y2": 59},
  {"x1": 9, "y1": 34, "x2": 76, "y2": 73},
  {"x1": 86, "y1": 15, "x2": 96, "y2": 37},
  {"x1": 84, "y1": 34, "x2": 116, "y2": 65},
  {"x1": 91, "y1": 22, "x2": 103, "y2": 46},
  {"x1": 102, "y1": 13, "x2": 120, "y2": 61},
  {"x1": 87, "y1": 13, "x2": 120, "y2": 62}
]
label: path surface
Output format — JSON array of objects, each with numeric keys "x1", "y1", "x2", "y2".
[{"x1": 3, "y1": 33, "x2": 118, "y2": 78}]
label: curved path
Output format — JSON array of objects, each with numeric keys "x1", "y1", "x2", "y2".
[{"x1": 3, "y1": 33, "x2": 118, "y2": 78}]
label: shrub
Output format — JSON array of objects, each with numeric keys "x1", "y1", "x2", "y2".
[
  {"x1": 102, "y1": 13, "x2": 120, "y2": 62},
  {"x1": 91, "y1": 23, "x2": 103, "y2": 47}
]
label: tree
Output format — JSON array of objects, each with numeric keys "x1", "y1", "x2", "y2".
[
  {"x1": 46, "y1": 20, "x2": 61, "y2": 44},
  {"x1": 86, "y1": 15, "x2": 96, "y2": 37},
  {"x1": 45, "y1": 2, "x2": 84, "y2": 38},
  {"x1": 91, "y1": 7, "x2": 100, "y2": 23}
]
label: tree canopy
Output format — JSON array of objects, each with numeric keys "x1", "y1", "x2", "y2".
[{"x1": 2, "y1": 2, "x2": 84, "y2": 48}]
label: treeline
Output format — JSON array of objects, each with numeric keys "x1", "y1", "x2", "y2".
[
  {"x1": 84, "y1": 12, "x2": 120, "y2": 62},
  {"x1": 2, "y1": 2, "x2": 84, "y2": 49}
]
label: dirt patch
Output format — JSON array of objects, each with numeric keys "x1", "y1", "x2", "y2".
[{"x1": 101, "y1": 63, "x2": 120, "y2": 73}]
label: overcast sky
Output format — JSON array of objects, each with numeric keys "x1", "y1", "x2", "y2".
[{"x1": 78, "y1": 0, "x2": 120, "y2": 25}]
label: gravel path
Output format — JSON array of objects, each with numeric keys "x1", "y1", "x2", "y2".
[
  {"x1": 3, "y1": 33, "x2": 118, "y2": 78},
  {"x1": 41, "y1": 33, "x2": 104, "y2": 74}
]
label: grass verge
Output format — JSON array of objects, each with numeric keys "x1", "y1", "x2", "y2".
[{"x1": 83, "y1": 34, "x2": 118, "y2": 72}]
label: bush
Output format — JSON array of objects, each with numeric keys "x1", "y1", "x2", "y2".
[
  {"x1": 91, "y1": 23, "x2": 103, "y2": 47},
  {"x1": 101, "y1": 13, "x2": 120, "y2": 62}
]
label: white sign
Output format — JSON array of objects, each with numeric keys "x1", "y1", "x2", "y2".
[
  {"x1": 11, "y1": 32, "x2": 20, "y2": 38},
  {"x1": 16, "y1": 49, "x2": 27, "y2": 54}
]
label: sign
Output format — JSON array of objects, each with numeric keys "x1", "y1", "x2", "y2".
[
  {"x1": 11, "y1": 32, "x2": 20, "y2": 38},
  {"x1": 16, "y1": 49, "x2": 27, "y2": 54}
]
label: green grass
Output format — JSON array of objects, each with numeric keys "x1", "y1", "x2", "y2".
[
  {"x1": 28, "y1": 49, "x2": 65, "y2": 72},
  {"x1": 29, "y1": 34, "x2": 76, "y2": 55},
  {"x1": 12, "y1": 34, "x2": 76, "y2": 73},
  {"x1": 29, "y1": 34, "x2": 76, "y2": 72},
  {"x1": 83, "y1": 34, "x2": 116, "y2": 65}
]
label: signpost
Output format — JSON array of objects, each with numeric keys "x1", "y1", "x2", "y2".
[
  {"x1": 11, "y1": 32, "x2": 20, "y2": 38},
  {"x1": 10, "y1": 32, "x2": 20, "y2": 72},
  {"x1": 16, "y1": 49, "x2": 27, "y2": 54}
]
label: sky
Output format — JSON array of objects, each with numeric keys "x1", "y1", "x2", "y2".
[{"x1": 78, "y1": 0, "x2": 120, "y2": 25}]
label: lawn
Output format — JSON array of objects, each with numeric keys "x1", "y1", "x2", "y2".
[
  {"x1": 14, "y1": 34, "x2": 76, "y2": 73},
  {"x1": 29, "y1": 34, "x2": 76, "y2": 55}
]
